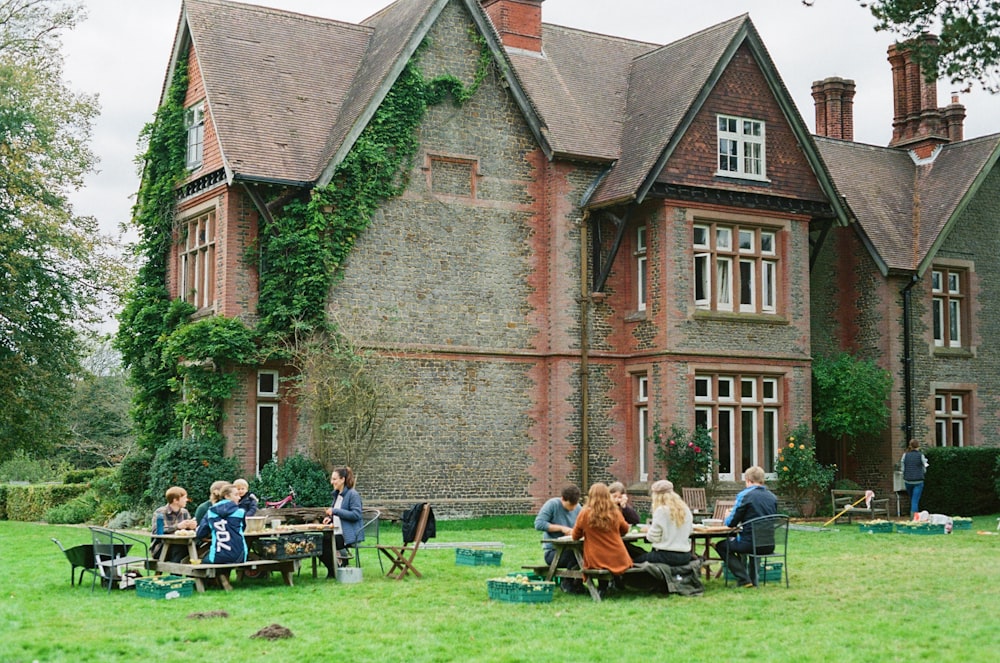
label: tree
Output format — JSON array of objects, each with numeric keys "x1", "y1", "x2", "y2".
[
  {"x1": 812, "y1": 353, "x2": 892, "y2": 443},
  {"x1": 1, "y1": 1, "x2": 124, "y2": 457},
  {"x1": 806, "y1": 0, "x2": 1000, "y2": 92}
]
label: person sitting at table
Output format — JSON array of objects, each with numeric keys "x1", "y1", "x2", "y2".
[
  {"x1": 233, "y1": 478, "x2": 259, "y2": 517},
  {"x1": 195, "y1": 482, "x2": 248, "y2": 564},
  {"x1": 572, "y1": 482, "x2": 632, "y2": 596},
  {"x1": 150, "y1": 486, "x2": 198, "y2": 563},
  {"x1": 320, "y1": 466, "x2": 364, "y2": 579},
  {"x1": 635, "y1": 480, "x2": 694, "y2": 567},
  {"x1": 715, "y1": 465, "x2": 777, "y2": 588},
  {"x1": 610, "y1": 481, "x2": 645, "y2": 560},
  {"x1": 535, "y1": 485, "x2": 582, "y2": 570},
  {"x1": 194, "y1": 480, "x2": 228, "y2": 526}
]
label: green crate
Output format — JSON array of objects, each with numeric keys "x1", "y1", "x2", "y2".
[
  {"x1": 135, "y1": 575, "x2": 194, "y2": 599},
  {"x1": 507, "y1": 571, "x2": 544, "y2": 582},
  {"x1": 456, "y1": 548, "x2": 503, "y2": 566},
  {"x1": 858, "y1": 522, "x2": 894, "y2": 534},
  {"x1": 897, "y1": 523, "x2": 946, "y2": 535},
  {"x1": 487, "y1": 578, "x2": 555, "y2": 603},
  {"x1": 724, "y1": 561, "x2": 783, "y2": 583},
  {"x1": 951, "y1": 518, "x2": 972, "y2": 531}
]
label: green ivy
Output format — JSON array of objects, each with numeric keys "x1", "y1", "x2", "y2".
[{"x1": 119, "y1": 34, "x2": 492, "y2": 457}]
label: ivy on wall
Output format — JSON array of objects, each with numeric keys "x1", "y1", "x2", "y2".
[{"x1": 119, "y1": 34, "x2": 492, "y2": 453}]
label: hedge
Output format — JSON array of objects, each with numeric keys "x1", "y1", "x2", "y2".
[
  {"x1": 921, "y1": 446, "x2": 1000, "y2": 515},
  {"x1": 1, "y1": 484, "x2": 90, "y2": 521}
]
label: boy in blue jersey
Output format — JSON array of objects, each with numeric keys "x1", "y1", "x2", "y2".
[
  {"x1": 715, "y1": 466, "x2": 777, "y2": 587},
  {"x1": 195, "y1": 482, "x2": 248, "y2": 564}
]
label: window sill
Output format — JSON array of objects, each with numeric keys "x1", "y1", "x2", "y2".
[
  {"x1": 713, "y1": 172, "x2": 772, "y2": 185},
  {"x1": 693, "y1": 309, "x2": 788, "y2": 325},
  {"x1": 932, "y1": 346, "x2": 975, "y2": 359},
  {"x1": 625, "y1": 310, "x2": 648, "y2": 323}
]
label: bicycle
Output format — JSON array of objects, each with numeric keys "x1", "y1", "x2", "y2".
[{"x1": 263, "y1": 486, "x2": 297, "y2": 509}]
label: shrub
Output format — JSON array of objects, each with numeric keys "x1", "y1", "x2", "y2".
[
  {"x1": 63, "y1": 467, "x2": 115, "y2": 484},
  {"x1": 251, "y1": 454, "x2": 331, "y2": 507},
  {"x1": 118, "y1": 449, "x2": 154, "y2": 504},
  {"x1": 0, "y1": 450, "x2": 72, "y2": 483},
  {"x1": 3, "y1": 484, "x2": 90, "y2": 521},
  {"x1": 147, "y1": 436, "x2": 240, "y2": 508},
  {"x1": 775, "y1": 424, "x2": 835, "y2": 508},
  {"x1": 45, "y1": 491, "x2": 98, "y2": 524},
  {"x1": 653, "y1": 423, "x2": 714, "y2": 489},
  {"x1": 922, "y1": 446, "x2": 1000, "y2": 515}
]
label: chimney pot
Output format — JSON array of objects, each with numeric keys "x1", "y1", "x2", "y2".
[{"x1": 812, "y1": 77, "x2": 855, "y2": 140}]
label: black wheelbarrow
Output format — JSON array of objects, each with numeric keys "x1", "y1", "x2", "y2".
[{"x1": 51, "y1": 538, "x2": 131, "y2": 587}]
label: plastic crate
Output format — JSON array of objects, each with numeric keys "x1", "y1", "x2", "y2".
[
  {"x1": 487, "y1": 578, "x2": 555, "y2": 603},
  {"x1": 252, "y1": 532, "x2": 323, "y2": 560},
  {"x1": 136, "y1": 575, "x2": 194, "y2": 599},
  {"x1": 507, "y1": 571, "x2": 544, "y2": 582},
  {"x1": 724, "y1": 561, "x2": 783, "y2": 583},
  {"x1": 951, "y1": 518, "x2": 973, "y2": 531},
  {"x1": 858, "y1": 522, "x2": 894, "y2": 534},
  {"x1": 896, "y1": 523, "x2": 946, "y2": 535},
  {"x1": 456, "y1": 548, "x2": 503, "y2": 566}
]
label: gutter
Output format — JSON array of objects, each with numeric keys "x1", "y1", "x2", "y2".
[{"x1": 900, "y1": 274, "x2": 918, "y2": 443}]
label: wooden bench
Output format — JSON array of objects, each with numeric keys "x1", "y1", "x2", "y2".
[
  {"x1": 522, "y1": 564, "x2": 645, "y2": 602},
  {"x1": 830, "y1": 489, "x2": 889, "y2": 524},
  {"x1": 151, "y1": 558, "x2": 296, "y2": 592}
]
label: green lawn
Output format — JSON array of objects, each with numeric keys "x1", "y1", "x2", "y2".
[{"x1": 1, "y1": 515, "x2": 998, "y2": 662}]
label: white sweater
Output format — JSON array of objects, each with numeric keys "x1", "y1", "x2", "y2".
[{"x1": 646, "y1": 503, "x2": 693, "y2": 552}]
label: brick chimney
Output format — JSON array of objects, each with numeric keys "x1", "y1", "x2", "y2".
[
  {"x1": 481, "y1": 0, "x2": 544, "y2": 52},
  {"x1": 887, "y1": 36, "x2": 964, "y2": 157},
  {"x1": 812, "y1": 77, "x2": 856, "y2": 140}
]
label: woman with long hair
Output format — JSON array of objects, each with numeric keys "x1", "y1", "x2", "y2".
[
  {"x1": 320, "y1": 466, "x2": 365, "y2": 578},
  {"x1": 636, "y1": 479, "x2": 694, "y2": 566},
  {"x1": 571, "y1": 482, "x2": 632, "y2": 579}
]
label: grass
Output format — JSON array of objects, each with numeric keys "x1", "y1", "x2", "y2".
[{"x1": 2, "y1": 515, "x2": 998, "y2": 662}]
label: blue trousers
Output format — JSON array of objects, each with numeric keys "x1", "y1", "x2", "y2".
[{"x1": 905, "y1": 481, "x2": 924, "y2": 515}]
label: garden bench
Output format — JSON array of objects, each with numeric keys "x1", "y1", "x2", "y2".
[
  {"x1": 151, "y1": 558, "x2": 296, "y2": 592},
  {"x1": 830, "y1": 489, "x2": 889, "y2": 524}
]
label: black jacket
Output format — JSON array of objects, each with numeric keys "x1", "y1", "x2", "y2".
[{"x1": 401, "y1": 502, "x2": 436, "y2": 544}]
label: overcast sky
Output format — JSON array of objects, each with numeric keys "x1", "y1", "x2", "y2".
[{"x1": 61, "y1": 0, "x2": 1000, "y2": 246}]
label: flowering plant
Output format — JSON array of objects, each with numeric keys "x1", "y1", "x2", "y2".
[
  {"x1": 775, "y1": 424, "x2": 835, "y2": 507},
  {"x1": 653, "y1": 423, "x2": 714, "y2": 488}
]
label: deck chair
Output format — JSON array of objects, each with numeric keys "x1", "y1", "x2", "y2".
[
  {"x1": 51, "y1": 538, "x2": 98, "y2": 587},
  {"x1": 349, "y1": 508, "x2": 383, "y2": 571},
  {"x1": 724, "y1": 513, "x2": 790, "y2": 587},
  {"x1": 682, "y1": 488, "x2": 709, "y2": 518},
  {"x1": 712, "y1": 499, "x2": 736, "y2": 522},
  {"x1": 89, "y1": 527, "x2": 150, "y2": 593},
  {"x1": 377, "y1": 503, "x2": 432, "y2": 580}
]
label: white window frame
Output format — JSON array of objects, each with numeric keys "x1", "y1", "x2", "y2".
[
  {"x1": 257, "y1": 370, "x2": 279, "y2": 398},
  {"x1": 934, "y1": 391, "x2": 967, "y2": 447},
  {"x1": 717, "y1": 114, "x2": 767, "y2": 180},
  {"x1": 636, "y1": 226, "x2": 647, "y2": 312},
  {"x1": 256, "y1": 403, "x2": 279, "y2": 473},
  {"x1": 179, "y1": 209, "x2": 216, "y2": 310},
  {"x1": 186, "y1": 101, "x2": 205, "y2": 169},
  {"x1": 637, "y1": 375, "x2": 650, "y2": 482},
  {"x1": 693, "y1": 222, "x2": 779, "y2": 315},
  {"x1": 932, "y1": 268, "x2": 965, "y2": 348}
]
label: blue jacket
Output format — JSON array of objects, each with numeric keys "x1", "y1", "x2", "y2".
[
  {"x1": 725, "y1": 484, "x2": 778, "y2": 544},
  {"x1": 195, "y1": 499, "x2": 247, "y2": 563},
  {"x1": 331, "y1": 488, "x2": 364, "y2": 546}
]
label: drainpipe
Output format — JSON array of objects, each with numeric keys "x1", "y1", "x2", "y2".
[
  {"x1": 579, "y1": 211, "x2": 590, "y2": 490},
  {"x1": 900, "y1": 274, "x2": 918, "y2": 443}
]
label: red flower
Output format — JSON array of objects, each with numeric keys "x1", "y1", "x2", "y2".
[
  {"x1": 693, "y1": 446, "x2": 701, "y2": 454},
  {"x1": 688, "y1": 442, "x2": 694, "y2": 447},
  {"x1": 668, "y1": 440, "x2": 675, "y2": 446}
]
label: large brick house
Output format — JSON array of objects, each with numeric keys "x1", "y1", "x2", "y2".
[{"x1": 151, "y1": 0, "x2": 995, "y2": 515}]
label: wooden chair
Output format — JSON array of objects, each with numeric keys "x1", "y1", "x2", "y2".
[
  {"x1": 712, "y1": 499, "x2": 735, "y2": 522},
  {"x1": 377, "y1": 503, "x2": 430, "y2": 580},
  {"x1": 682, "y1": 488, "x2": 709, "y2": 517}
]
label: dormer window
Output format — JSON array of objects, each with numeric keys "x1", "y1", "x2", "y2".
[
  {"x1": 717, "y1": 115, "x2": 766, "y2": 180},
  {"x1": 185, "y1": 101, "x2": 205, "y2": 169}
]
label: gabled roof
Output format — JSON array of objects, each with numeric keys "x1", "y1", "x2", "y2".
[
  {"x1": 174, "y1": 0, "x2": 547, "y2": 187},
  {"x1": 815, "y1": 134, "x2": 1000, "y2": 275}
]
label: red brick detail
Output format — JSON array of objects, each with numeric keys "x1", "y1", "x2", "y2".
[
  {"x1": 481, "y1": 0, "x2": 543, "y2": 52},
  {"x1": 812, "y1": 77, "x2": 855, "y2": 141}
]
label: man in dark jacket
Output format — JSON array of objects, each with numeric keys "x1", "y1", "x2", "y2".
[{"x1": 716, "y1": 466, "x2": 777, "y2": 587}]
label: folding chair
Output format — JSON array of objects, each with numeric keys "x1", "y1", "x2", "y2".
[
  {"x1": 350, "y1": 508, "x2": 383, "y2": 571},
  {"x1": 724, "y1": 514, "x2": 790, "y2": 588},
  {"x1": 89, "y1": 527, "x2": 150, "y2": 593},
  {"x1": 682, "y1": 487, "x2": 709, "y2": 518},
  {"x1": 377, "y1": 503, "x2": 431, "y2": 580},
  {"x1": 51, "y1": 538, "x2": 98, "y2": 587}
]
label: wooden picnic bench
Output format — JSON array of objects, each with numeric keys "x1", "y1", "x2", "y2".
[
  {"x1": 830, "y1": 489, "x2": 889, "y2": 524},
  {"x1": 151, "y1": 558, "x2": 296, "y2": 592}
]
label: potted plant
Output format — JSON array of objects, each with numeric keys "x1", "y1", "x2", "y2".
[{"x1": 775, "y1": 425, "x2": 835, "y2": 517}]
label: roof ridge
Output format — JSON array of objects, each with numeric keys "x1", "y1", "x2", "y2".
[{"x1": 540, "y1": 22, "x2": 661, "y2": 50}]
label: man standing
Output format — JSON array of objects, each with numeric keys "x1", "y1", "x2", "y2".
[
  {"x1": 534, "y1": 485, "x2": 582, "y2": 569},
  {"x1": 715, "y1": 466, "x2": 777, "y2": 587}
]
